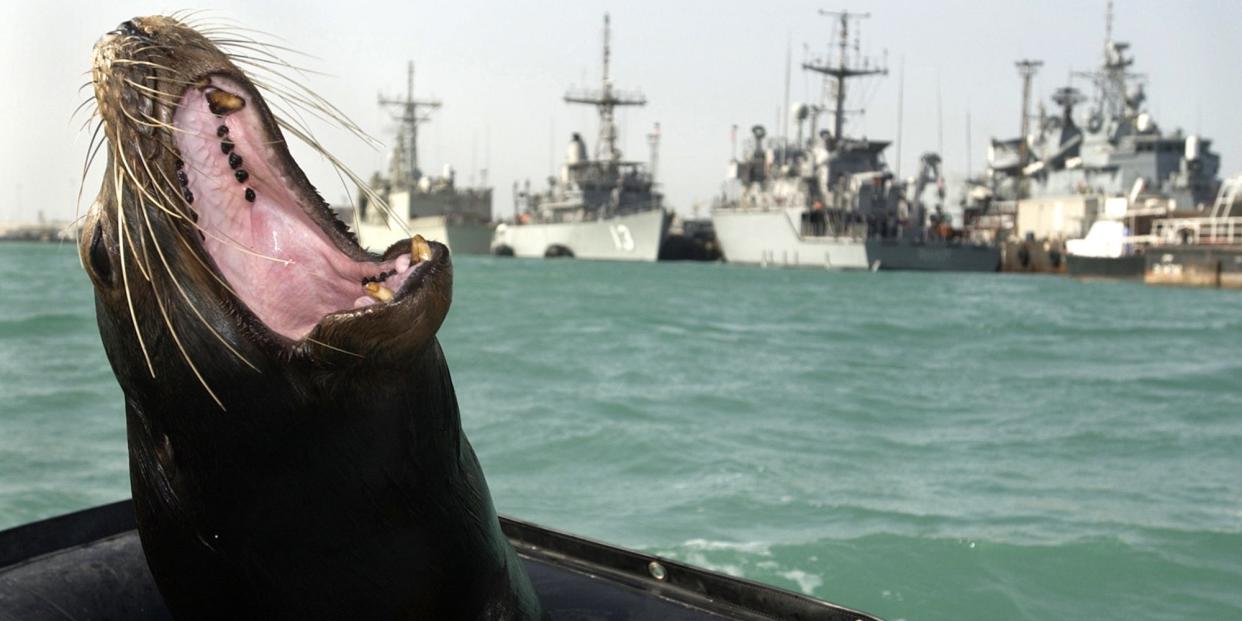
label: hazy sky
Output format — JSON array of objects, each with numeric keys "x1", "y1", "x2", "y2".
[{"x1": 3, "y1": 0, "x2": 1240, "y2": 224}]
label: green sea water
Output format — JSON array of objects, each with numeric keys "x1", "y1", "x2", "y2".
[{"x1": 1, "y1": 241, "x2": 1240, "y2": 620}]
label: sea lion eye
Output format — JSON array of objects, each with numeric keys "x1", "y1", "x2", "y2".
[{"x1": 88, "y1": 223, "x2": 113, "y2": 285}]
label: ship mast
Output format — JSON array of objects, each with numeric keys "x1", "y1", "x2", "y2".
[
  {"x1": 1073, "y1": 0, "x2": 1145, "y2": 125},
  {"x1": 378, "y1": 61, "x2": 442, "y2": 186},
  {"x1": 564, "y1": 13, "x2": 647, "y2": 164},
  {"x1": 801, "y1": 9, "x2": 886, "y2": 142},
  {"x1": 1014, "y1": 59, "x2": 1042, "y2": 201}
]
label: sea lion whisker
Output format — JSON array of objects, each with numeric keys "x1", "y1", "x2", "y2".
[
  {"x1": 77, "y1": 121, "x2": 108, "y2": 210},
  {"x1": 115, "y1": 149, "x2": 170, "y2": 216},
  {"x1": 143, "y1": 251, "x2": 228, "y2": 410},
  {"x1": 113, "y1": 166, "x2": 157, "y2": 378},
  {"x1": 249, "y1": 74, "x2": 378, "y2": 147},
  {"x1": 211, "y1": 41, "x2": 325, "y2": 70},
  {"x1": 173, "y1": 233, "x2": 243, "y2": 299},
  {"x1": 134, "y1": 151, "x2": 192, "y2": 222},
  {"x1": 145, "y1": 138, "x2": 292, "y2": 264},
  {"x1": 194, "y1": 22, "x2": 300, "y2": 50},
  {"x1": 141, "y1": 146, "x2": 296, "y2": 266},
  {"x1": 273, "y1": 119, "x2": 402, "y2": 232},
  {"x1": 127, "y1": 194, "x2": 156, "y2": 285},
  {"x1": 221, "y1": 55, "x2": 331, "y2": 83},
  {"x1": 71, "y1": 97, "x2": 98, "y2": 125},
  {"x1": 251, "y1": 76, "x2": 376, "y2": 147},
  {"x1": 303, "y1": 337, "x2": 364, "y2": 359},
  {"x1": 73, "y1": 102, "x2": 100, "y2": 132},
  {"x1": 175, "y1": 233, "x2": 244, "y2": 299},
  {"x1": 137, "y1": 191, "x2": 260, "y2": 372},
  {"x1": 169, "y1": 8, "x2": 215, "y2": 25},
  {"x1": 134, "y1": 207, "x2": 157, "y2": 285},
  {"x1": 120, "y1": 76, "x2": 183, "y2": 103},
  {"x1": 117, "y1": 106, "x2": 180, "y2": 133},
  {"x1": 77, "y1": 108, "x2": 104, "y2": 133},
  {"x1": 108, "y1": 58, "x2": 177, "y2": 73}
]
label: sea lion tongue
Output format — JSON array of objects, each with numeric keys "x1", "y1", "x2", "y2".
[{"x1": 82, "y1": 15, "x2": 544, "y2": 619}]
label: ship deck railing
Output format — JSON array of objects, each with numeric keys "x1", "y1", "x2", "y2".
[{"x1": 1153, "y1": 216, "x2": 1242, "y2": 246}]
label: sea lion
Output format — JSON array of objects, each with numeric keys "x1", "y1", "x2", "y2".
[{"x1": 80, "y1": 15, "x2": 543, "y2": 620}]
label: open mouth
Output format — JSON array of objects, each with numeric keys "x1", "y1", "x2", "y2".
[{"x1": 170, "y1": 75, "x2": 431, "y2": 342}]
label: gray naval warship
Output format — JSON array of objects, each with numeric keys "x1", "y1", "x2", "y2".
[
  {"x1": 964, "y1": 1, "x2": 1221, "y2": 275},
  {"x1": 492, "y1": 14, "x2": 670, "y2": 262},
  {"x1": 354, "y1": 63, "x2": 495, "y2": 255},
  {"x1": 712, "y1": 9, "x2": 999, "y2": 272}
]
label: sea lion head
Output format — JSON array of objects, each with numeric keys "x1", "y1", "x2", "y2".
[
  {"x1": 83, "y1": 15, "x2": 541, "y2": 619},
  {"x1": 84, "y1": 15, "x2": 449, "y2": 382}
]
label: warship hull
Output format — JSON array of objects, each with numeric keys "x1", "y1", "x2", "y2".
[
  {"x1": 1066, "y1": 254, "x2": 1146, "y2": 280},
  {"x1": 491, "y1": 209, "x2": 670, "y2": 262},
  {"x1": 358, "y1": 215, "x2": 495, "y2": 256},
  {"x1": 711, "y1": 208, "x2": 868, "y2": 269},
  {"x1": 865, "y1": 239, "x2": 1001, "y2": 272}
]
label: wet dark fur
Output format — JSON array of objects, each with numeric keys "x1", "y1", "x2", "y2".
[{"x1": 83, "y1": 15, "x2": 542, "y2": 620}]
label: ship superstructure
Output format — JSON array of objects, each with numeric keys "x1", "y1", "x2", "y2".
[
  {"x1": 492, "y1": 14, "x2": 669, "y2": 261},
  {"x1": 712, "y1": 10, "x2": 998, "y2": 271},
  {"x1": 356, "y1": 62, "x2": 495, "y2": 255},
  {"x1": 969, "y1": 1, "x2": 1221, "y2": 271}
]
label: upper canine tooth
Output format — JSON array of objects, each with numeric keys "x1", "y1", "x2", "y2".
[
  {"x1": 411, "y1": 234, "x2": 432, "y2": 262},
  {"x1": 206, "y1": 89, "x2": 246, "y2": 115},
  {"x1": 363, "y1": 282, "x2": 393, "y2": 302}
]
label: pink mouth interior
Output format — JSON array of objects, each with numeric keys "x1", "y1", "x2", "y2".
[{"x1": 172, "y1": 76, "x2": 415, "y2": 340}]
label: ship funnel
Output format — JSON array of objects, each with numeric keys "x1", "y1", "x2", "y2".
[
  {"x1": 567, "y1": 132, "x2": 588, "y2": 165},
  {"x1": 751, "y1": 125, "x2": 766, "y2": 157},
  {"x1": 1186, "y1": 135, "x2": 1201, "y2": 161}
]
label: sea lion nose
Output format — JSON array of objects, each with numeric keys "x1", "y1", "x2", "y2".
[{"x1": 113, "y1": 20, "x2": 142, "y2": 37}]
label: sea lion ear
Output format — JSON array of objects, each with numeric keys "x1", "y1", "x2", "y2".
[{"x1": 84, "y1": 218, "x2": 115, "y2": 288}]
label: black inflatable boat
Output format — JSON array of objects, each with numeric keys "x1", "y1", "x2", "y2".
[{"x1": 0, "y1": 501, "x2": 879, "y2": 620}]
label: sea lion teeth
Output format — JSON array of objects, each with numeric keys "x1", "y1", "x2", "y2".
[
  {"x1": 411, "y1": 234, "x2": 432, "y2": 262},
  {"x1": 205, "y1": 88, "x2": 245, "y2": 115},
  {"x1": 363, "y1": 282, "x2": 393, "y2": 302}
]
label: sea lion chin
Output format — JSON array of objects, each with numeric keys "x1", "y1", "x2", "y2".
[{"x1": 81, "y1": 15, "x2": 543, "y2": 620}]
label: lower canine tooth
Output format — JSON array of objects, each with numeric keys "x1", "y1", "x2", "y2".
[
  {"x1": 411, "y1": 234, "x2": 432, "y2": 262},
  {"x1": 363, "y1": 282, "x2": 393, "y2": 302}
]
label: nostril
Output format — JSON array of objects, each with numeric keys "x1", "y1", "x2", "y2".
[{"x1": 117, "y1": 20, "x2": 141, "y2": 37}]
